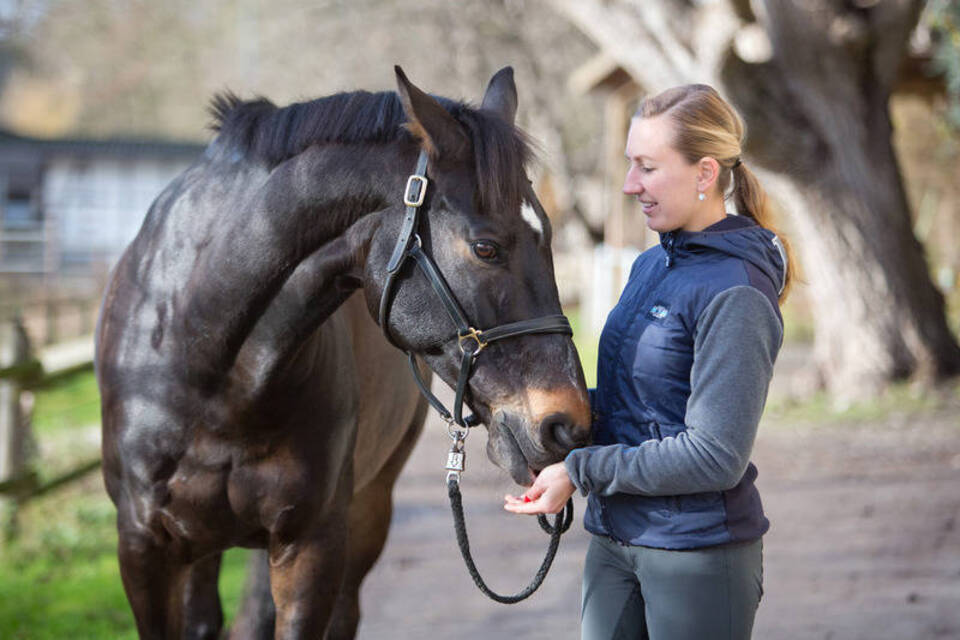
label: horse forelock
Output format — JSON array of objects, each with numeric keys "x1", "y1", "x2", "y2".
[
  {"x1": 452, "y1": 106, "x2": 533, "y2": 219},
  {"x1": 206, "y1": 90, "x2": 532, "y2": 217}
]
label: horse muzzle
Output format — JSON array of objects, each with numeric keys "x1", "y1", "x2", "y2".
[{"x1": 487, "y1": 407, "x2": 590, "y2": 486}]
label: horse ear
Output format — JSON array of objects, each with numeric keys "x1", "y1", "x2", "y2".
[
  {"x1": 395, "y1": 66, "x2": 469, "y2": 160},
  {"x1": 480, "y1": 66, "x2": 518, "y2": 125}
]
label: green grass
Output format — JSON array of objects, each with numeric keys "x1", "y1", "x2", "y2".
[
  {"x1": 0, "y1": 370, "x2": 250, "y2": 638},
  {"x1": 31, "y1": 367, "x2": 101, "y2": 435},
  {"x1": 566, "y1": 305, "x2": 599, "y2": 388},
  {"x1": 0, "y1": 546, "x2": 139, "y2": 639},
  {"x1": 0, "y1": 480, "x2": 251, "y2": 639}
]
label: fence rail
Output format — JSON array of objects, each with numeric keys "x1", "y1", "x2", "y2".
[{"x1": 0, "y1": 317, "x2": 98, "y2": 540}]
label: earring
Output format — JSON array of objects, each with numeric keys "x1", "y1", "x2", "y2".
[{"x1": 697, "y1": 192, "x2": 705, "y2": 201}]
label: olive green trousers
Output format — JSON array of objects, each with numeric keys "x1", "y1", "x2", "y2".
[{"x1": 581, "y1": 535, "x2": 763, "y2": 640}]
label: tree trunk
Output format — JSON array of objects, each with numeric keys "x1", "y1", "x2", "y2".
[
  {"x1": 722, "y1": 0, "x2": 960, "y2": 396},
  {"x1": 550, "y1": 0, "x2": 960, "y2": 398}
]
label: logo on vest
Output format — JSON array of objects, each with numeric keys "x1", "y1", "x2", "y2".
[{"x1": 649, "y1": 304, "x2": 668, "y2": 319}]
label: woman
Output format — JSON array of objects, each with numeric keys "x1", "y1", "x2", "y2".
[{"x1": 504, "y1": 84, "x2": 794, "y2": 640}]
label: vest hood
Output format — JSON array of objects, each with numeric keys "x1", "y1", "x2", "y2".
[{"x1": 659, "y1": 214, "x2": 788, "y2": 296}]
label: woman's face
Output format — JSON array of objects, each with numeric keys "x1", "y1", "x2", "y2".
[{"x1": 623, "y1": 115, "x2": 706, "y2": 233}]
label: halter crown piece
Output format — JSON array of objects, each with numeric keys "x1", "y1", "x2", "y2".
[{"x1": 377, "y1": 150, "x2": 575, "y2": 604}]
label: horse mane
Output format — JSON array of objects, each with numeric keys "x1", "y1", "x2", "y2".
[{"x1": 207, "y1": 89, "x2": 533, "y2": 214}]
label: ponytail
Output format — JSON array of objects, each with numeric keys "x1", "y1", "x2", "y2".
[{"x1": 732, "y1": 162, "x2": 796, "y2": 302}]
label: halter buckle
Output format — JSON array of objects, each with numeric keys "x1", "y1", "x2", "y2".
[
  {"x1": 458, "y1": 327, "x2": 487, "y2": 356},
  {"x1": 404, "y1": 174, "x2": 429, "y2": 207}
]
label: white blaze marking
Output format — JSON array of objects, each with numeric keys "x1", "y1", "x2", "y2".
[{"x1": 521, "y1": 201, "x2": 544, "y2": 236}]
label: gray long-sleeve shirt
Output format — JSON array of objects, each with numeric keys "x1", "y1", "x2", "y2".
[{"x1": 564, "y1": 285, "x2": 783, "y2": 497}]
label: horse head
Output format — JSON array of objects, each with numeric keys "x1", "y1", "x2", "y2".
[{"x1": 365, "y1": 67, "x2": 591, "y2": 486}]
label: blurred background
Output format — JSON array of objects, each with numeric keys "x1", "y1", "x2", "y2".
[{"x1": 0, "y1": 0, "x2": 957, "y2": 638}]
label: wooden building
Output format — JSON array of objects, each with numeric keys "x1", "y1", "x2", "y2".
[
  {"x1": 567, "y1": 54, "x2": 652, "y2": 334},
  {"x1": 0, "y1": 129, "x2": 205, "y2": 275}
]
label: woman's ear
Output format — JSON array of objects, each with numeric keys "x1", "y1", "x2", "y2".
[{"x1": 696, "y1": 157, "x2": 721, "y2": 193}]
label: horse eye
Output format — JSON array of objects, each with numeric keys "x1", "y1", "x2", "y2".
[{"x1": 472, "y1": 241, "x2": 499, "y2": 261}]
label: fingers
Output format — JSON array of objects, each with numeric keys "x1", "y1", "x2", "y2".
[
  {"x1": 503, "y1": 488, "x2": 568, "y2": 515},
  {"x1": 503, "y1": 496, "x2": 565, "y2": 515},
  {"x1": 503, "y1": 461, "x2": 576, "y2": 515},
  {"x1": 503, "y1": 477, "x2": 546, "y2": 504}
]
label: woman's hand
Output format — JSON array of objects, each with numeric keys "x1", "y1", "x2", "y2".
[{"x1": 503, "y1": 462, "x2": 575, "y2": 515}]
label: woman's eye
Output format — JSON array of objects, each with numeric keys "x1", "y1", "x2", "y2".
[{"x1": 472, "y1": 241, "x2": 499, "y2": 261}]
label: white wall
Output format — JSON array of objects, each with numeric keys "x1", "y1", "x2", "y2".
[
  {"x1": 43, "y1": 156, "x2": 193, "y2": 267},
  {"x1": 586, "y1": 244, "x2": 640, "y2": 335}
]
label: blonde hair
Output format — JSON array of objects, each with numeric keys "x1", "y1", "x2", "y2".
[{"x1": 636, "y1": 84, "x2": 795, "y2": 302}]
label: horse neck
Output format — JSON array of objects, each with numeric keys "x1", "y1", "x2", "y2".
[{"x1": 180, "y1": 142, "x2": 414, "y2": 394}]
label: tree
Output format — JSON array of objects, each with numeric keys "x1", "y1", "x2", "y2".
[{"x1": 549, "y1": 0, "x2": 960, "y2": 399}]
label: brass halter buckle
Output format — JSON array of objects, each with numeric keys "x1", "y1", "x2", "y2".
[
  {"x1": 404, "y1": 174, "x2": 429, "y2": 207},
  {"x1": 458, "y1": 327, "x2": 487, "y2": 357}
]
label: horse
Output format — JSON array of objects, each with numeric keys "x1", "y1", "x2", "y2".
[{"x1": 95, "y1": 66, "x2": 591, "y2": 639}]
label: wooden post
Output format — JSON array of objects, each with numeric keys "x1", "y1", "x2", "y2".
[
  {"x1": 81, "y1": 298, "x2": 92, "y2": 336},
  {"x1": 603, "y1": 88, "x2": 627, "y2": 288},
  {"x1": 602, "y1": 83, "x2": 639, "y2": 313},
  {"x1": 0, "y1": 316, "x2": 32, "y2": 539},
  {"x1": 44, "y1": 296, "x2": 58, "y2": 345}
]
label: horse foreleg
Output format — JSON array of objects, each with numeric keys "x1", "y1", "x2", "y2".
[
  {"x1": 323, "y1": 477, "x2": 393, "y2": 640},
  {"x1": 117, "y1": 518, "x2": 189, "y2": 639},
  {"x1": 180, "y1": 553, "x2": 224, "y2": 640},
  {"x1": 268, "y1": 523, "x2": 348, "y2": 639},
  {"x1": 326, "y1": 402, "x2": 426, "y2": 640}
]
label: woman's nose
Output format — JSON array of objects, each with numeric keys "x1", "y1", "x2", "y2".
[{"x1": 623, "y1": 168, "x2": 642, "y2": 195}]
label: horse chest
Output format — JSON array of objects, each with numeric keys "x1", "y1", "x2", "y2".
[{"x1": 154, "y1": 431, "x2": 336, "y2": 549}]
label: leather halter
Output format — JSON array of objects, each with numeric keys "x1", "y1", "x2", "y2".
[{"x1": 378, "y1": 150, "x2": 573, "y2": 433}]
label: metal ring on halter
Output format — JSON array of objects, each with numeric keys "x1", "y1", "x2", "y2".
[
  {"x1": 447, "y1": 419, "x2": 470, "y2": 442},
  {"x1": 458, "y1": 327, "x2": 487, "y2": 357}
]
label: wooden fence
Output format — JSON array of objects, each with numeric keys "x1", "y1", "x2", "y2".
[
  {"x1": 0, "y1": 316, "x2": 98, "y2": 541},
  {"x1": 0, "y1": 293, "x2": 100, "y2": 347}
]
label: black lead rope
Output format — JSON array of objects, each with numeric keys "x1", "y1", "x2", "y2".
[{"x1": 447, "y1": 476, "x2": 574, "y2": 604}]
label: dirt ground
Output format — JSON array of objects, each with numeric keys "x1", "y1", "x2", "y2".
[{"x1": 353, "y1": 347, "x2": 960, "y2": 640}]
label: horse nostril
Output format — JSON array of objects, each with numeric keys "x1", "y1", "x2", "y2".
[{"x1": 541, "y1": 412, "x2": 582, "y2": 452}]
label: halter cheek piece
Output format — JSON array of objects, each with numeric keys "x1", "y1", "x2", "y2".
[{"x1": 378, "y1": 150, "x2": 573, "y2": 447}]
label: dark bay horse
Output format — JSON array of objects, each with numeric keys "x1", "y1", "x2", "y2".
[{"x1": 96, "y1": 66, "x2": 590, "y2": 639}]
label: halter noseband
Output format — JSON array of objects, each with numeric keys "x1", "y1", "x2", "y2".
[{"x1": 377, "y1": 150, "x2": 573, "y2": 442}]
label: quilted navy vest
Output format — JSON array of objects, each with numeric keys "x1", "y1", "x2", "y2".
[{"x1": 585, "y1": 214, "x2": 786, "y2": 548}]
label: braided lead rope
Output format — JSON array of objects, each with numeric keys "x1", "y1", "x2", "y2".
[{"x1": 446, "y1": 476, "x2": 574, "y2": 604}]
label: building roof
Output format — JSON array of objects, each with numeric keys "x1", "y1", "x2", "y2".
[
  {"x1": 568, "y1": 53, "x2": 638, "y2": 96},
  {"x1": 0, "y1": 128, "x2": 207, "y2": 163}
]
